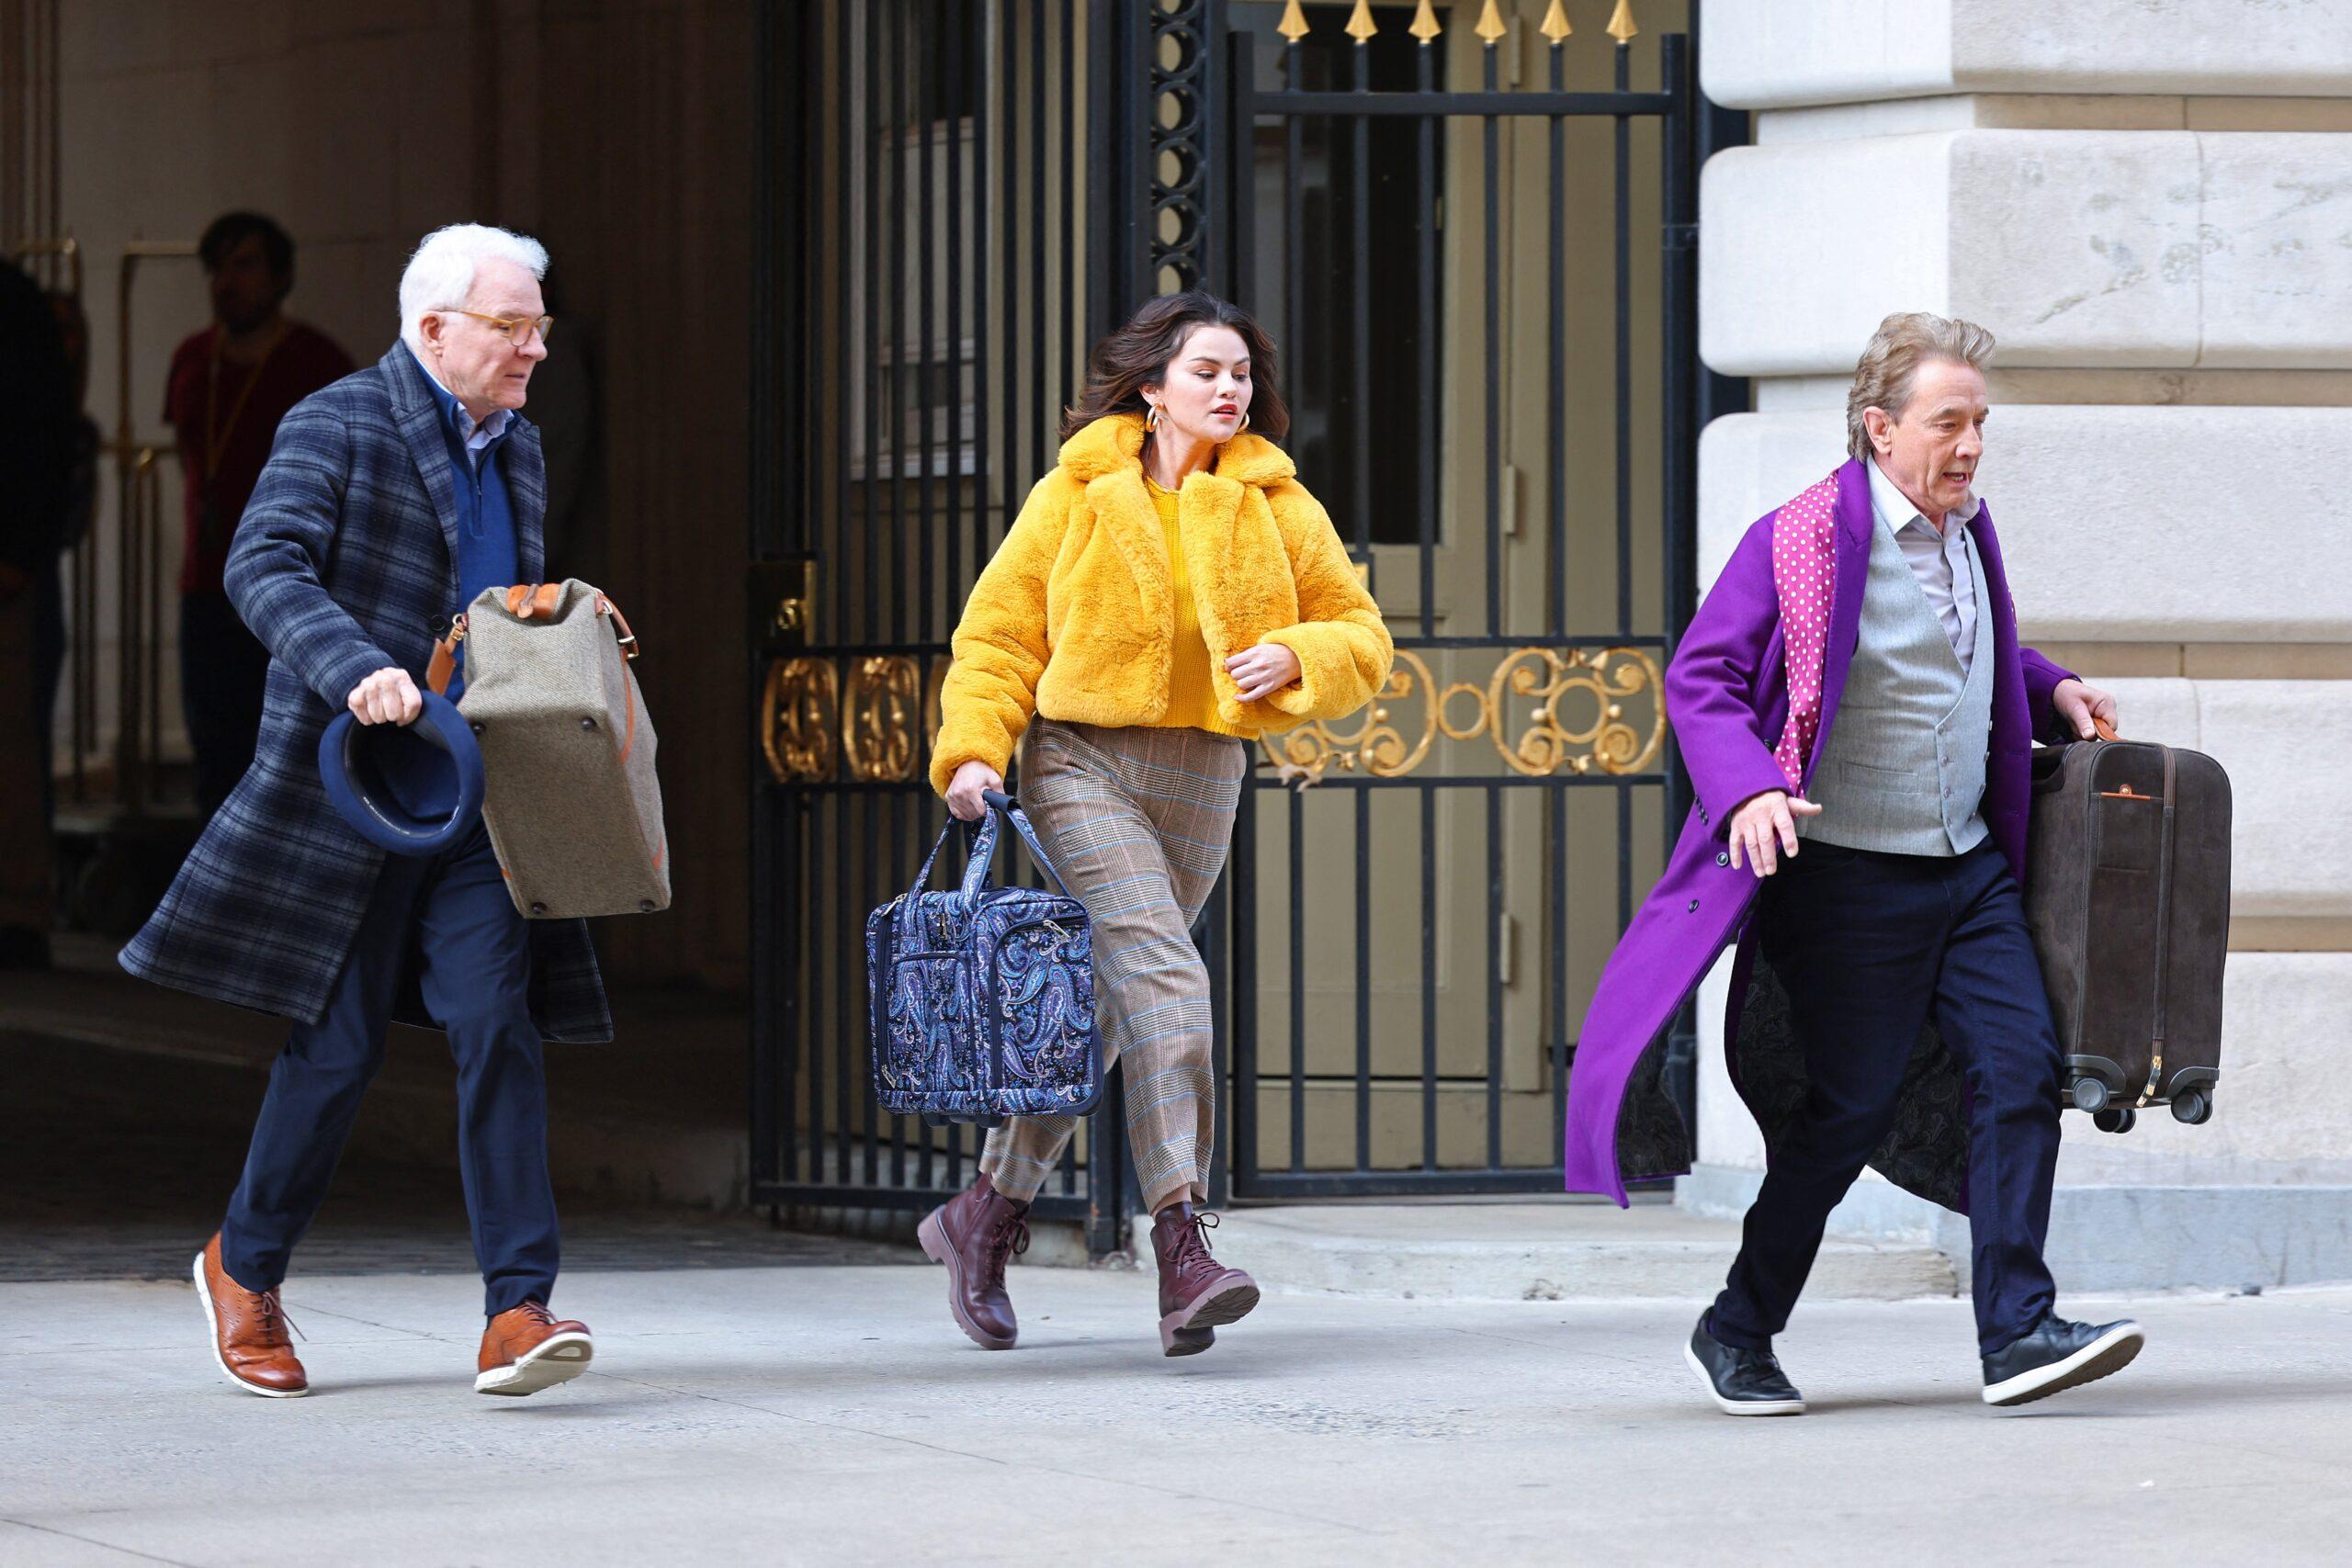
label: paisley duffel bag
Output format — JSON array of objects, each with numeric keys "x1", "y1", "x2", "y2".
[{"x1": 866, "y1": 789, "x2": 1102, "y2": 1127}]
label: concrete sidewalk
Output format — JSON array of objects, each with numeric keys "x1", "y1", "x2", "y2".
[{"x1": 5, "y1": 1265, "x2": 2346, "y2": 1566}]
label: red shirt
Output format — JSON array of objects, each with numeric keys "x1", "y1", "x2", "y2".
[{"x1": 164, "y1": 321, "x2": 355, "y2": 595}]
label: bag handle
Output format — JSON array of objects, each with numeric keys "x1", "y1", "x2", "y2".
[
  {"x1": 901, "y1": 791, "x2": 1070, "y2": 909},
  {"x1": 424, "y1": 584, "x2": 643, "y2": 696},
  {"x1": 981, "y1": 789, "x2": 1072, "y2": 897}
]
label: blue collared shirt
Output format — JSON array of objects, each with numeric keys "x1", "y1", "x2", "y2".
[{"x1": 408, "y1": 344, "x2": 514, "y2": 473}]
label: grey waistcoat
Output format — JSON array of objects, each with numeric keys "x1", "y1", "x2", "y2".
[{"x1": 1803, "y1": 514, "x2": 1995, "y2": 857}]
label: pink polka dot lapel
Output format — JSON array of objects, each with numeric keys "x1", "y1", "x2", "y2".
[{"x1": 1769, "y1": 470, "x2": 1842, "y2": 792}]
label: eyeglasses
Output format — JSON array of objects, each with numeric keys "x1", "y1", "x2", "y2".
[{"x1": 444, "y1": 309, "x2": 554, "y2": 345}]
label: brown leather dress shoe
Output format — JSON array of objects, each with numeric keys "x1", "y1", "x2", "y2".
[
  {"x1": 193, "y1": 1232, "x2": 308, "y2": 1398},
  {"x1": 916, "y1": 1173, "x2": 1030, "y2": 1350},
  {"x1": 1151, "y1": 1203, "x2": 1259, "y2": 1358},
  {"x1": 475, "y1": 1301, "x2": 594, "y2": 1396}
]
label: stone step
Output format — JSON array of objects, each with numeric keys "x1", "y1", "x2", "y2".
[{"x1": 1134, "y1": 1199, "x2": 1959, "y2": 1303}]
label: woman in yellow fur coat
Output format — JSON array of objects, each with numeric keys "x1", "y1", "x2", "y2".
[{"x1": 921, "y1": 291, "x2": 1391, "y2": 1356}]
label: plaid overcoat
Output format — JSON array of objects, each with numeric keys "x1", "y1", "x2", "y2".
[{"x1": 119, "y1": 343, "x2": 611, "y2": 1043}]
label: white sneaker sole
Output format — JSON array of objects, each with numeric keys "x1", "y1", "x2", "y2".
[
  {"x1": 474, "y1": 1332, "x2": 594, "y2": 1396},
  {"x1": 1685, "y1": 1340, "x2": 1805, "y2": 1416},
  {"x1": 191, "y1": 1249, "x2": 307, "y2": 1399},
  {"x1": 1984, "y1": 1322, "x2": 2143, "y2": 1407}
]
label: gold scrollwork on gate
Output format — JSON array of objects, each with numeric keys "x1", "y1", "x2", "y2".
[
  {"x1": 761, "y1": 657, "x2": 838, "y2": 784},
  {"x1": 843, "y1": 656, "x2": 923, "y2": 783},
  {"x1": 1261, "y1": 645, "x2": 1665, "y2": 784}
]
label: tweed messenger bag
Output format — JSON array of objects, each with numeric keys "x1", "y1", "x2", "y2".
[{"x1": 428, "y1": 580, "x2": 670, "y2": 919}]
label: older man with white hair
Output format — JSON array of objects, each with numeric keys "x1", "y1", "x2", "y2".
[{"x1": 124, "y1": 223, "x2": 607, "y2": 1400}]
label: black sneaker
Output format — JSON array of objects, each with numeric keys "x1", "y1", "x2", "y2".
[
  {"x1": 1684, "y1": 1314, "x2": 1805, "y2": 1416},
  {"x1": 1981, "y1": 1314, "x2": 2143, "y2": 1407}
]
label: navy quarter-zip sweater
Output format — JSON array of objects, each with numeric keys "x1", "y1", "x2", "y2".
[{"x1": 410, "y1": 347, "x2": 518, "y2": 700}]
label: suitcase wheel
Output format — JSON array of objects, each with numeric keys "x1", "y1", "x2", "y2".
[
  {"x1": 2171, "y1": 1088, "x2": 2213, "y2": 1126},
  {"x1": 2071, "y1": 1075, "x2": 2111, "y2": 1114},
  {"x1": 2092, "y1": 1107, "x2": 2137, "y2": 1134}
]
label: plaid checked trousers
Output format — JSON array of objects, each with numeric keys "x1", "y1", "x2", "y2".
[{"x1": 980, "y1": 717, "x2": 1247, "y2": 1213}]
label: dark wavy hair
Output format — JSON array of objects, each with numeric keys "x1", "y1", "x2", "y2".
[{"x1": 1058, "y1": 290, "x2": 1288, "y2": 442}]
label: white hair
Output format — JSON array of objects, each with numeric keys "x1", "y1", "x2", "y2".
[{"x1": 398, "y1": 223, "x2": 549, "y2": 355}]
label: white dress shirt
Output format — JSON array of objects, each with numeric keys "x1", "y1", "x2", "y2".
[{"x1": 1866, "y1": 456, "x2": 1980, "y2": 672}]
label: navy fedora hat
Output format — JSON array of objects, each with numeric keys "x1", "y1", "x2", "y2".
[{"x1": 317, "y1": 689, "x2": 486, "y2": 856}]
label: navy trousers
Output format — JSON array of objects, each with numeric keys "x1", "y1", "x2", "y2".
[
  {"x1": 1710, "y1": 839, "x2": 2063, "y2": 1357},
  {"x1": 220, "y1": 819, "x2": 559, "y2": 1318}
]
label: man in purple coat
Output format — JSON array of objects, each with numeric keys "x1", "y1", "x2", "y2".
[{"x1": 1562, "y1": 313, "x2": 2143, "y2": 1414}]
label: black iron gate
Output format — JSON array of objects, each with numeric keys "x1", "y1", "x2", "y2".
[{"x1": 751, "y1": 1, "x2": 1730, "y2": 1241}]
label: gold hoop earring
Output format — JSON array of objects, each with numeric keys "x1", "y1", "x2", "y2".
[
  {"x1": 1145, "y1": 403, "x2": 1160, "y2": 432},
  {"x1": 1238, "y1": 412, "x2": 1250, "y2": 433}
]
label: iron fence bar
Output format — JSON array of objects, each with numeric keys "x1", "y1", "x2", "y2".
[
  {"x1": 1353, "y1": 787, "x2": 1372, "y2": 1172},
  {"x1": 1486, "y1": 780, "x2": 1503, "y2": 1168},
  {"x1": 1659, "y1": 30, "x2": 1702, "y2": 1134},
  {"x1": 1060, "y1": 0, "x2": 1075, "y2": 410},
  {"x1": 1612, "y1": 40, "x2": 1633, "y2": 638},
  {"x1": 1481, "y1": 38, "x2": 1500, "y2": 637},
  {"x1": 1547, "y1": 39, "x2": 1566, "y2": 641},
  {"x1": 1000, "y1": 0, "x2": 1019, "y2": 574},
  {"x1": 1612, "y1": 38, "x2": 1636, "y2": 936},
  {"x1": 1415, "y1": 29, "x2": 1436, "y2": 640},
  {"x1": 834, "y1": 4, "x2": 854, "y2": 662},
  {"x1": 1235, "y1": 1169, "x2": 1581, "y2": 1200},
  {"x1": 1230, "y1": 780, "x2": 1261, "y2": 1195},
  {"x1": 1348, "y1": 28, "x2": 1374, "y2": 1177},
  {"x1": 918, "y1": 0, "x2": 938, "y2": 660},
  {"x1": 1203, "y1": 874, "x2": 1230, "y2": 1212},
  {"x1": 884, "y1": 0, "x2": 912, "y2": 1194},
  {"x1": 1287, "y1": 786, "x2": 1306, "y2": 1173},
  {"x1": 973, "y1": 0, "x2": 992, "y2": 591},
  {"x1": 892, "y1": 0, "x2": 910, "y2": 647},
  {"x1": 1419, "y1": 786, "x2": 1437, "y2": 1170},
  {"x1": 749, "y1": 0, "x2": 783, "y2": 1200},
  {"x1": 1350, "y1": 30, "x2": 1371, "y2": 563},
  {"x1": 1030, "y1": 0, "x2": 1047, "y2": 486},
  {"x1": 1257, "y1": 89, "x2": 1670, "y2": 115},
  {"x1": 945, "y1": 0, "x2": 965, "y2": 612}
]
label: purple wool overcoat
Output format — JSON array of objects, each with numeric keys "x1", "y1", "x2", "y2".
[{"x1": 1561, "y1": 457, "x2": 2077, "y2": 1212}]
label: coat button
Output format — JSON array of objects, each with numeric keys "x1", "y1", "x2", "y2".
[
  {"x1": 1715, "y1": 852, "x2": 1729, "y2": 867},
  {"x1": 1687, "y1": 899, "x2": 1700, "y2": 912}
]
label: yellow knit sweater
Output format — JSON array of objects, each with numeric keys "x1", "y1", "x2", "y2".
[{"x1": 1145, "y1": 475, "x2": 1250, "y2": 738}]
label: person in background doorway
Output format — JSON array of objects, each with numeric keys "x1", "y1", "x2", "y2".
[
  {"x1": 165, "y1": 211, "x2": 353, "y2": 817},
  {"x1": 0, "y1": 255, "x2": 77, "y2": 969}
]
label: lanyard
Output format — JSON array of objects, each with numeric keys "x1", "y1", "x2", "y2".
[{"x1": 201, "y1": 323, "x2": 289, "y2": 482}]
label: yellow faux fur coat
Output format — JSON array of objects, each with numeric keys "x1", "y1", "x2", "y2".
[{"x1": 930, "y1": 412, "x2": 1393, "y2": 796}]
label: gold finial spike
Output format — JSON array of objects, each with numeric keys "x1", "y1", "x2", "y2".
[
  {"x1": 1409, "y1": 0, "x2": 1443, "y2": 45},
  {"x1": 1607, "y1": 0, "x2": 1639, "y2": 45},
  {"x1": 1344, "y1": 0, "x2": 1377, "y2": 44},
  {"x1": 1276, "y1": 0, "x2": 1309, "y2": 44},
  {"x1": 1540, "y1": 1, "x2": 1572, "y2": 44},
  {"x1": 1475, "y1": 0, "x2": 1508, "y2": 46}
]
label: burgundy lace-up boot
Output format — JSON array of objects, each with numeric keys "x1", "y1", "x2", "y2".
[
  {"x1": 918, "y1": 1173, "x2": 1032, "y2": 1349},
  {"x1": 1150, "y1": 1203, "x2": 1260, "y2": 1357}
]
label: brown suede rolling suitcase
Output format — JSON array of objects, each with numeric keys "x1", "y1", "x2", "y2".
[{"x1": 2024, "y1": 723, "x2": 2229, "y2": 1134}]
